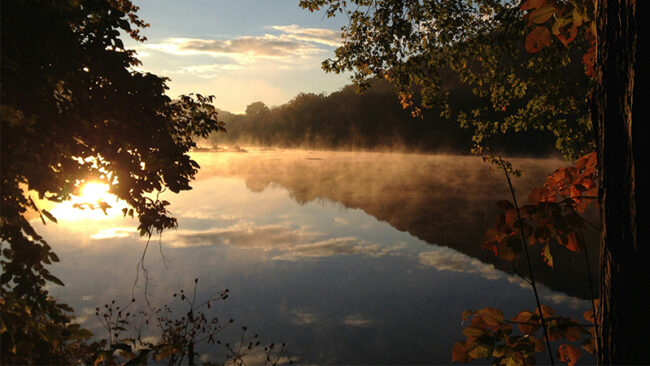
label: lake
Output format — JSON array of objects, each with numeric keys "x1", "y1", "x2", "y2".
[{"x1": 40, "y1": 149, "x2": 597, "y2": 364}]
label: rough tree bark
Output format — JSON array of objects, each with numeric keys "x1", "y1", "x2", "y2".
[{"x1": 595, "y1": 0, "x2": 649, "y2": 363}]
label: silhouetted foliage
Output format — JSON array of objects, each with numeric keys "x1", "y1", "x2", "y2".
[
  {"x1": 89, "y1": 280, "x2": 292, "y2": 365},
  {"x1": 299, "y1": 0, "x2": 594, "y2": 160},
  {"x1": 1, "y1": 0, "x2": 223, "y2": 363},
  {"x1": 210, "y1": 79, "x2": 558, "y2": 156}
]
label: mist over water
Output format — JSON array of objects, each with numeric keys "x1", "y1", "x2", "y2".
[
  {"x1": 194, "y1": 149, "x2": 598, "y2": 298},
  {"x1": 42, "y1": 149, "x2": 596, "y2": 364}
]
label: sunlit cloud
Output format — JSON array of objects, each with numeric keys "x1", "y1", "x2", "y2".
[
  {"x1": 343, "y1": 314, "x2": 372, "y2": 327},
  {"x1": 144, "y1": 34, "x2": 325, "y2": 63},
  {"x1": 333, "y1": 217, "x2": 349, "y2": 225},
  {"x1": 176, "y1": 207, "x2": 244, "y2": 221},
  {"x1": 269, "y1": 24, "x2": 342, "y2": 47},
  {"x1": 272, "y1": 237, "x2": 399, "y2": 261},
  {"x1": 292, "y1": 309, "x2": 318, "y2": 325},
  {"x1": 175, "y1": 63, "x2": 245, "y2": 78},
  {"x1": 169, "y1": 223, "x2": 313, "y2": 248},
  {"x1": 543, "y1": 293, "x2": 589, "y2": 309},
  {"x1": 167, "y1": 223, "x2": 402, "y2": 261},
  {"x1": 418, "y1": 248, "x2": 504, "y2": 280},
  {"x1": 90, "y1": 227, "x2": 137, "y2": 240},
  {"x1": 418, "y1": 247, "x2": 584, "y2": 304}
]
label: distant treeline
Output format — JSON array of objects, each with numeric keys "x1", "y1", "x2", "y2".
[{"x1": 208, "y1": 79, "x2": 557, "y2": 156}]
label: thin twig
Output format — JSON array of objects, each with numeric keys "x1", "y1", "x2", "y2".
[
  {"x1": 498, "y1": 156, "x2": 555, "y2": 366},
  {"x1": 504, "y1": 319, "x2": 594, "y2": 328},
  {"x1": 158, "y1": 232, "x2": 169, "y2": 269}
]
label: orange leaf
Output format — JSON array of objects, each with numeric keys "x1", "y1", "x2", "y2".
[
  {"x1": 467, "y1": 315, "x2": 489, "y2": 335},
  {"x1": 452, "y1": 341, "x2": 470, "y2": 363},
  {"x1": 463, "y1": 326, "x2": 484, "y2": 341},
  {"x1": 563, "y1": 326, "x2": 584, "y2": 341},
  {"x1": 529, "y1": 187, "x2": 556, "y2": 203},
  {"x1": 481, "y1": 227, "x2": 500, "y2": 256},
  {"x1": 513, "y1": 311, "x2": 539, "y2": 334},
  {"x1": 537, "y1": 304, "x2": 554, "y2": 318},
  {"x1": 582, "y1": 338, "x2": 596, "y2": 355},
  {"x1": 565, "y1": 232, "x2": 582, "y2": 252},
  {"x1": 497, "y1": 235, "x2": 522, "y2": 261},
  {"x1": 521, "y1": 0, "x2": 547, "y2": 10},
  {"x1": 505, "y1": 209, "x2": 519, "y2": 226},
  {"x1": 583, "y1": 310, "x2": 594, "y2": 323},
  {"x1": 533, "y1": 336, "x2": 546, "y2": 352},
  {"x1": 462, "y1": 310, "x2": 475, "y2": 322},
  {"x1": 529, "y1": 5, "x2": 556, "y2": 24},
  {"x1": 478, "y1": 308, "x2": 504, "y2": 327},
  {"x1": 541, "y1": 243, "x2": 554, "y2": 267},
  {"x1": 496, "y1": 200, "x2": 514, "y2": 210},
  {"x1": 556, "y1": 23, "x2": 578, "y2": 46},
  {"x1": 575, "y1": 151, "x2": 596, "y2": 171},
  {"x1": 525, "y1": 26, "x2": 551, "y2": 53},
  {"x1": 558, "y1": 344, "x2": 582, "y2": 366}
]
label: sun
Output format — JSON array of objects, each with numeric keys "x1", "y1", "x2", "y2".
[
  {"x1": 79, "y1": 182, "x2": 111, "y2": 203},
  {"x1": 48, "y1": 181, "x2": 127, "y2": 221}
]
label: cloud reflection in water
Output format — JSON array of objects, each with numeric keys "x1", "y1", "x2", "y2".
[{"x1": 41, "y1": 151, "x2": 593, "y2": 364}]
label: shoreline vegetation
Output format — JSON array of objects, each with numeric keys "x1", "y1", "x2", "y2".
[{"x1": 202, "y1": 79, "x2": 562, "y2": 159}]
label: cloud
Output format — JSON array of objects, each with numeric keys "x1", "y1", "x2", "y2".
[
  {"x1": 144, "y1": 34, "x2": 324, "y2": 62},
  {"x1": 271, "y1": 237, "x2": 399, "y2": 261},
  {"x1": 543, "y1": 293, "x2": 589, "y2": 309},
  {"x1": 90, "y1": 227, "x2": 137, "y2": 240},
  {"x1": 343, "y1": 314, "x2": 372, "y2": 327},
  {"x1": 418, "y1": 248, "x2": 588, "y2": 307},
  {"x1": 169, "y1": 223, "x2": 312, "y2": 249},
  {"x1": 292, "y1": 309, "x2": 318, "y2": 325},
  {"x1": 176, "y1": 63, "x2": 244, "y2": 78},
  {"x1": 269, "y1": 25, "x2": 342, "y2": 47},
  {"x1": 418, "y1": 248, "x2": 504, "y2": 280},
  {"x1": 333, "y1": 217, "x2": 350, "y2": 225},
  {"x1": 167, "y1": 223, "x2": 402, "y2": 261}
]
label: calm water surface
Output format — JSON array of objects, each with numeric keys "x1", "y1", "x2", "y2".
[{"x1": 41, "y1": 150, "x2": 595, "y2": 364}]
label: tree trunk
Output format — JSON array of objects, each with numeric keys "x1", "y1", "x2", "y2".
[{"x1": 595, "y1": 0, "x2": 649, "y2": 363}]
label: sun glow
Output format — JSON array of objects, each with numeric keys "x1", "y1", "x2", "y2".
[
  {"x1": 49, "y1": 181, "x2": 128, "y2": 221},
  {"x1": 79, "y1": 182, "x2": 111, "y2": 203}
]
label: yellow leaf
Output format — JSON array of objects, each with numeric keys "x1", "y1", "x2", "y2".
[{"x1": 572, "y1": 8, "x2": 584, "y2": 27}]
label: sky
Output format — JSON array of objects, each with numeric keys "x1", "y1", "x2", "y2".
[{"x1": 126, "y1": 0, "x2": 351, "y2": 113}]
